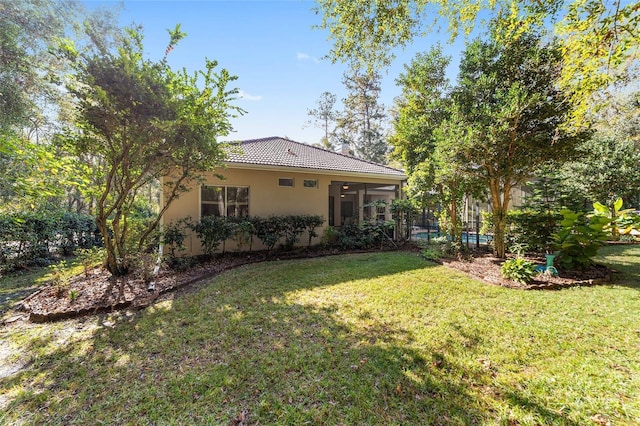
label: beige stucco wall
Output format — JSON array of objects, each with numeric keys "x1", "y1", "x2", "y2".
[{"x1": 162, "y1": 166, "x2": 403, "y2": 255}]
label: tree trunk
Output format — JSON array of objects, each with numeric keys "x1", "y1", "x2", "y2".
[{"x1": 489, "y1": 177, "x2": 512, "y2": 258}]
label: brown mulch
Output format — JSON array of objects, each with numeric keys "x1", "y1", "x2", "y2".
[
  {"x1": 440, "y1": 253, "x2": 612, "y2": 290},
  {"x1": 18, "y1": 247, "x2": 614, "y2": 323}
]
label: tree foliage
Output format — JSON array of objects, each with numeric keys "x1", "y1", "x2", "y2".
[
  {"x1": 315, "y1": 0, "x2": 639, "y2": 124},
  {"x1": 306, "y1": 91, "x2": 339, "y2": 150},
  {"x1": 0, "y1": 1, "x2": 122, "y2": 213},
  {"x1": 393, "y1": 31, "x2": 588, "y2": 257},
  {"x1": 336, "y1": 68, "x2": 389, "y2": 163},
  {"x1": 61, "y1": 26, "x2": 243, "y2": 275}
]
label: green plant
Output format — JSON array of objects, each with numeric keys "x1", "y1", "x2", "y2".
[
  {"x1": 593, "y1": 198, "x2": 638, "y2": 240},
  {"x1": 48, "y1": 261, "x2": 73, "y2": 296},
  {"x1": 505, "y1": 209, "x2": 561, "y2": 254},
  {"x1": 228, "y1": 217, "x2": 255, "y2": 252},
  {"x1": 321, "y1": 225, "x2": 339, "y2": 247},
  {"x1": 509, "y1": 242, "x2": 528, "y2": 258},
  {"x1": 191, "y1": 216, "x2": 234, "y2": 256},
  {"x1": 162, "y1": 219, "x2": 189, "y2": 258},
  {"x1": 390, "y1": 199, "x2": 420, "y2": 241},
  {"x1": 76, "y1": 247, "x2": 105, "y2": 277},
  {"x1": 421, "y1": 247, "x2": 442, "y2": 261},
  {"x1": 501, "y1": 257, "x2": 537, "y2": 284},
  {"x1": 553, "y1": 209, "x2": 610, "y2": 269},
  {"x1": 302, "y1": 214, "x2": 325, "y2": 247},
  {"x1": 252, "y1": 216, "x2": 287, "y2": 252},
  {"x1": 69, "y1": 289, "x2": 79, "y2": 302}
]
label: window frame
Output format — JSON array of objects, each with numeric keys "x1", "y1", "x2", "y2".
[
  {"x1": 200, "y1": 185, "x2": 250, "y2": 219},
  {"x1": 278, "y1": 177, "x2": 295, "y2": 187},
  {"x1": 303, "y1": 179, "x2": 318, "y2": 188}
]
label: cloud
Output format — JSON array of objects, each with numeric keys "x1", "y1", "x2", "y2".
[
  {"x1": 238, "y1": 90, "x2": 262, "y2": 101},
  {"x1": 297, "y1": 52, "x2": 320, "y2": 63}
]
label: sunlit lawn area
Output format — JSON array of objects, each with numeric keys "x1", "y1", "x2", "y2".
[{"x1": 1, "y1": 246, "x2": 639, "y2": 425}]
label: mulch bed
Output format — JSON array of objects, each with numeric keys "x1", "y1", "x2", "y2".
[
  {"x1": 440, "y1": 253, "x2": 612, "y2": 290},
  {"x1": 18, "y1": 247, "x2": 614, "y2": 323}
]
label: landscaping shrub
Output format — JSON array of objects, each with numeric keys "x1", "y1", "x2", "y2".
[
  {"x1": 251, "y1": 216, "x2": 288, "y2": 252},
  {"x1": 506, "y1": 209, "x2": 561, "y2": 254},
  {"x1": 321, "y1": 225, "x2": 340, "y2": 247},
  {"x1": 322, "y1": 221, "x2": 395, "y2": 250},
  {"x1": 190, "y1": 215, "x2": 234, "y2": 257},
  {"x1": 553, "y1": 209, "x2": 609, "y2": 269},
  {"x1": 227, "y1": 216, "x2": 255, "y2": 252},
  {"x1": 302, "y1": 214, "x2": 325, "y2": 248},
  {"x1": 0, "y1": 209, "x2": 99, "y2": 271},
  {"x1": 501, "y1": 257, "x2": 538, "y2": 284},
  {"x1": 390, "y1": 199, "x2": 419, "y2": 241},
  {"x1": 483, "y1": 209, "x2": 561, "y2": 254},
  {"x1": 162, "y1": 219, "x2": 190, "y2": 258},
  {"x1": 281, "y1": 215, "x2": 308, "y2": 250}
]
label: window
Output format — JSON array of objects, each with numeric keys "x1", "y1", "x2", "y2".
[
  {"x1": 303, "y1": 179, "x2": 318, "y2": 188},
  {"x1": 201, "y1": 185, "x2": 249, "y2": 218},
  {"x1": 278, "y1": 178, "x2": 294, "y2": 187}
]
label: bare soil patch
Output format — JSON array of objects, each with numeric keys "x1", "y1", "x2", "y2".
[{"x1": 16, "y1": 247, "x2": 613, "y2": 323}]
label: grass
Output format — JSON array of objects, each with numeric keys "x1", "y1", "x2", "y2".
[
  {"x1": 1, "y1": 247, "x2": 639, "y2": 425},
  {"x1": 0, "y1": 258, "x2": 91, "y2": 317}
]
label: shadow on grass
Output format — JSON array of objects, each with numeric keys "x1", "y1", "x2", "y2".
[
  {"x1": 0, "y1": 253, "x2": 580, "y2": 424},
  {"x1": 0, "y1": 267, "x2": 52, "y2": 317},
  {"x1": 596, "y1": 245, "x2": 640, "y2": 290}
]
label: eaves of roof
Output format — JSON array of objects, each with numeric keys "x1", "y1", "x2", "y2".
[{"x1": 222, "y1": 136, "x2": 407, "y2": 180}]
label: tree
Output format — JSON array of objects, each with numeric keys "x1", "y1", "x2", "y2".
[
  {"x1": 306, "y1": 91, "x2": 339, "y2": 150},
  {"x1": 61, "y1": 26, "x2": 243, "y2": 275},
  {"x1": 451, "y1": 32, "x2": 589, "y2": 257},
  {"x1": 390, "y1": 45, "x2": 451, "y2": 173},
  {"x1": 393, "y1": 32, "x2": 587, "y2": 256},
  {"x1": 0, "y1": 1, "x2": 121, "y2": 211},
  {"x1": 336, "y1": 68, "x2": 389, "y2": 163},
  {"x1": 392, "y1": 46, "x2": 488, "y2": 242},
  {"x1": 315, "y1": 0, "x2": 639, "y2": 125},
  {"x1": 564, "y1": 134, "x2": 640, "y2": 211}
]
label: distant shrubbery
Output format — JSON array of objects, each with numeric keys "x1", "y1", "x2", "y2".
[
  {"x1": 0, "y1": 210, "x2": 100, "y2": 272},
  {"x1": 321, "y1": 221, "x2": 395, "y2": 251}
]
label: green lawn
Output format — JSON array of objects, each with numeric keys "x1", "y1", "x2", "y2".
[{"x1": 1, "y1": 247, "x2": 639, "y2": 425}]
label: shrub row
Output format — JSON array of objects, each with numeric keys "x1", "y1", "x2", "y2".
[
  {"x1": 0, "y1": 210, "x2": 100, "y2": 271},
  {"x1": 163, "y1": 214, "x2": 325, "y2": 258},
  {"x1": 320, "y1": 221, "x2": 396, "y2": 251}
]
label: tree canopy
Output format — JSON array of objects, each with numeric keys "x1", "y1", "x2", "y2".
[
  {"x1": 316, "y1": 0, "x2": 639, "y2": 124},
  {"x1": 393, "y1": 31, "x2": 589, "y2": 257},
  {"x1": 336, "y1": 68, "x2": 389, "y2": 163},
  {"x1": 60, "y1": 26, "x2": 243, "y2": 275}
]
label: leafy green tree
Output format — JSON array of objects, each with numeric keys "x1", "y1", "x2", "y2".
[
  {"x1": 394, "y1": 31, "x2": 588, "y2": 257},
  {"x1": 0, "y1": 1, "x2": 121, "y2": 212},
  {"x1": 390, "y1": 45, "x2": 451, "y2": 173},
  {"x1": 315, "y1": 0, "x2": 639, "y2": 125},
  {"x1": 336, "y1": 68, "x2": 389, "y2": 163},
  {"x1": 392, "y1": 45, "x2": 484, "y2": 242},
  {"x1": 61, "y1": 26, "x2": 243, "y2": 275},
  {"x1": 451, "y1": 32, "x2": 588, "y2": 257},
  {"x1": 564, "y1": 134, "x2": 640, "y2": 210},
  {"x1": 306, "y1": 91, "x2": 339, "y2": 150},
  {"x1": 561, "y1": 91, "x2": 640, "y2": 211}
]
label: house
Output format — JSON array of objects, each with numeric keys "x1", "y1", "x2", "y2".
[{"x1": 161, "y1": 136, "x2": 407, "y2": 254}]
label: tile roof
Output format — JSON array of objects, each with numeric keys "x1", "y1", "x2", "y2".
[{"x1": 224, "y1": 137, "x2": 406, "y2": 179}]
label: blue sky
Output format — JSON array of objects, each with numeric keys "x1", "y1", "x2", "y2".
[{"x1": 88, "y1": 0, "x2": 468, "y2": 145}]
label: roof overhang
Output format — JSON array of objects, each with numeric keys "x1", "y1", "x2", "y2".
[{"x1": 222, "y1": 161, "x2": 407, "y2": 181}]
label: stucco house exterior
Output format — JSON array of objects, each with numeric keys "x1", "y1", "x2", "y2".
[{"x1": 161, "y1": 136, "x2": 407, "y2": 255}]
